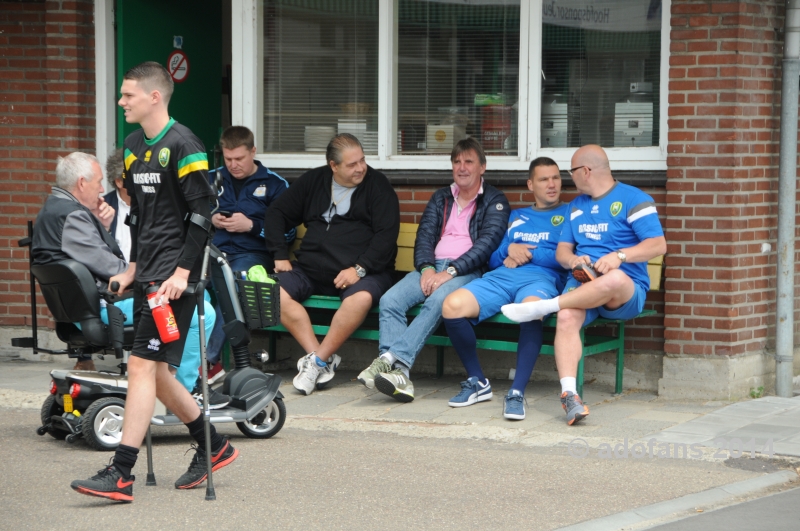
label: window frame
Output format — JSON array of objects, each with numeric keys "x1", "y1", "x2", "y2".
[{"x1": 232, "y1": 0, "x2": 669, "y2": 172}]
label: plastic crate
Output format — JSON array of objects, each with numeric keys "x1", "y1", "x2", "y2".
[{"x1": 236, "y1": 277, "x2": 280, "y2": 329}]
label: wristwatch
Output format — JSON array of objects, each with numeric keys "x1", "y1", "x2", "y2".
[
  {"x1": 354, "y1": 264, "x2": 367, "y2": 278},
  {"x1": 446, "y1": 266, "x2": 458, "y2": 278},
  {"x1": 616, "y1": 251, "x2": 627, "y2": 263}
]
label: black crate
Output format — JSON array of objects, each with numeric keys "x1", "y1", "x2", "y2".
[{"x1": 236, "y1": 277, "x2": 280, "y2": 329}]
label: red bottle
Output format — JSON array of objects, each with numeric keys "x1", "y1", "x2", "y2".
[{"x1": 146, "y1": 283, "x2": 180, "y2": 343}]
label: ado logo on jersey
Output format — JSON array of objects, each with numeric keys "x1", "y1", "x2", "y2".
[
  {"x1": 551, "y1": 215, "x2": 564, "y2": 226},
  {"x1": 158, "y1": 148, "x2": 171, "y2": 167},
  {"x1": 610, "y1": 201, "x2": 623, "y2": 217}
]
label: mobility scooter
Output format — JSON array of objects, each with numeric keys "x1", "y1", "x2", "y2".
[{"x1": 14, "y1": 221, "x2": 286, "y2": 451}]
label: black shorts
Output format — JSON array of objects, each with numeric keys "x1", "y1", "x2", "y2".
[
  {"x1": 277, "y1": 262, "x2": 392, "y2": 307},
  {"x1": 130, "y1": 281, "x2": 197, "y2": 366}
]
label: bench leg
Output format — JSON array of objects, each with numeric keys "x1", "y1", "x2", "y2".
[
  {"x1": 269, "y1": 331, "x2": 277, "y2": 361},
  {"x1": 615, "y1": 323, "x2": 625, "y2": 395},
  {"x1": 435, "y1": 345, "x2": 444, "y2": 379},
  {"x1": 576, "y1": 328, "x2": 585, "y2": 397}
]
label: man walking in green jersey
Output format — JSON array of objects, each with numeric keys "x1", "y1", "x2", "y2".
[{"x1": 71, "y1": 62, "x2": 237, "y2": 502}]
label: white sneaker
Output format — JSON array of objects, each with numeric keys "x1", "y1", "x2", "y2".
[
  {"x1": 293, "y1": 355, "x2": 320, "y2": 395},
  {"x1": 315, "y1": 354, "x2": 341, "y2": 390}
]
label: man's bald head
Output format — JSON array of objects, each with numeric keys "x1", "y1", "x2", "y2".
[
  {"x1": 573, "y1": 145, "x2": 610, "y2": 174},
  {"x1": 570, "y1": 144, "x2": 614, "y2": 197}
]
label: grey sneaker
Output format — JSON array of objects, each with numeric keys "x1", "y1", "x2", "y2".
[
  {"x1": 357, "y1": 357, "x2": 392, "y2": 389},
  {"x1": 192, "y1": 387, "x2": 231, "y2": 410},
  {"x1": 293, "y1": 354, "x2": 320, "y2": 395},
  {"x1": 560, "y1": 391, "x2": 589, "y2": 425},
  {"x1": 374, "y1": 369, "x2": 415, "y2": 403},
  {"x1": 315, "y1": 353, "x2": 341, "y2": 390}
]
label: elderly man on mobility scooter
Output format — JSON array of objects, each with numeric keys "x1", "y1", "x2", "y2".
[
  {"x1": 65, "y1": 62, "x2": 237, "y2": 502},
  {"x1": 31, "y1": 150, "x2": 227, "y2": 404}
]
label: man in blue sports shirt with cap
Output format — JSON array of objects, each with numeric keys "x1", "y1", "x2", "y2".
[{"x1": 502, "y1": 145, "x2": 666, "y2": 425}]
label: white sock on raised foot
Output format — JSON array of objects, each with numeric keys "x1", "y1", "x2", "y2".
[
  {"x1": 380, "y1": 352, "x2": 397, "y2": 365},
  {"x1": 501, "y1": 297, "x2": 561, "y2": 322},
  {"x1": 560, "y1": 377, "x2": 577, "y2": 395},
  {"x1": 393, "y1": 362, "x2": 410, "y2": 378}
]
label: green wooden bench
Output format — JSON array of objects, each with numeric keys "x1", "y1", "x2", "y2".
[{"x1": 265, "y1": 223, "x2": 663, "y2": 397}]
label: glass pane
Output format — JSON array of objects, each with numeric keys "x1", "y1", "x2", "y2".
[
  {"x1": 263, "y1": 0, "x2": 379, "y2": 154},
  {"x1": 540, "y1": 0, "x2": 662, "y2": 148},
  {"x1": 397, "y1": 0, "x2": 520, "y2": 156}
]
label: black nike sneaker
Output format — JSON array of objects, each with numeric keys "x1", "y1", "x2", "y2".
[{"x1": 70, "y1": 463, "x2": 134, "y2": 502}]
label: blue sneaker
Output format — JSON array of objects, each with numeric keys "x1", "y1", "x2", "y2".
[
  {"x1": 448, "y1": 376, "x2": 492, "y2": 407},
  {"x1": 503, "y1": 389, "x2": 526, "y2": 420}
]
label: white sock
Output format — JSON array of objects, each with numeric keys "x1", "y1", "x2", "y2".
[
  {"x1": 393, "y1": 362, "x2": 410, "y2": 378},
  {"x1": 380, "y1": 352, "x2": 397, "y2": 365},
  {"x1": 560, "y1": 377, "x2": 577, "y2": 395},
  {"x1": 501, "y1": 297, "x2": 561, "y2": 322}
]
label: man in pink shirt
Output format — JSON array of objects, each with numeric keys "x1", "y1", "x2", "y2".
[{"x1": 358, "y1": 138, "x2": 510, "y2": 402}]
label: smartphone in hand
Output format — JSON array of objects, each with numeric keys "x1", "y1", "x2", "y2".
[{"x1": 218, "y1": 210, "x2": 233, "y2": 218}]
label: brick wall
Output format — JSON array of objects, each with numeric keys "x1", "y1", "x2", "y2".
[
  {"x1": 0, "y1": 0, "x2": 96, "y2": 328},
  {"x1": 665, "y1": 0, "x2": 796, "y2": 357}
]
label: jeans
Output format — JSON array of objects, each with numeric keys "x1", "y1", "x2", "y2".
[
  {"x1": 174, "y1": 297, "x2": 216, "y2": 391},
  {"x1": 206, "y1": 251, "x2": 273, "y2": 364},
  {"x1": 378, "y1": 259, "x2": 479, "y2": 369}
]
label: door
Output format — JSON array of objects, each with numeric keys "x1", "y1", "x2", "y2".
[{"x1": 116, "y1": 0, "x2": 223, "y2": 159}]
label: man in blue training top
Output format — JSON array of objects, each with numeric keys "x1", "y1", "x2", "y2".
[
  {"x1": 441, "y1": 157, "x2": 568, "y2": 420},
  {"x1": 205, "y1": 125, "x2": 293, "y2": 383},
  {"x1": 502, "y1": 145, "x2": 666, "y2": 425}
]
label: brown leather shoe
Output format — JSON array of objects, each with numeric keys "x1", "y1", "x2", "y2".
[{"x1": 73, "y1": 359, "x2": 96, "y2": 371}]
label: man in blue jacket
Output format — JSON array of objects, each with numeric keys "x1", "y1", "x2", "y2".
[
  {"x1": 205, "y1": 126, "x2": 292, "y2": 382},
  {"x1": 357, "y1": 138, "x2": 510, "y2": 403}
]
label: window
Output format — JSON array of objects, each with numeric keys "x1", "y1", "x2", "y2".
[
  {"x1": 245, "y1": 0, "x2": 667, "y2": 170},
  {"x1": 396, "y1": 0, "x2": 520, "y2": 156},
  {"x1": 540, "y1": 0, "x2": 662, "y2": 149},
  {"x1": 263, "y1": 0, "x2": 379, "y2": 154}
]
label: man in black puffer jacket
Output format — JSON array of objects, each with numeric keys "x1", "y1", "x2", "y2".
[{"x1": 357, "y1": 138, "x2": 509, "y2": 402}]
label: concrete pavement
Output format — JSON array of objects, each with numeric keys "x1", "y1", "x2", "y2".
[{"x1": 1, "y1": 351, "x2": 798, "y2": 530}]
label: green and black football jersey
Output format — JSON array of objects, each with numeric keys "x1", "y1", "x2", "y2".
[{"x1": 122, "y1": 118, "x2": 214, "y2": 283}]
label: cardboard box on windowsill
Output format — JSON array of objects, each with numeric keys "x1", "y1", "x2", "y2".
[{"x1": 426, "y1": 125, "x2": 466, "y2": 152}]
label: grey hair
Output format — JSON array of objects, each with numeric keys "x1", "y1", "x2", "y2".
[
  {"x1": 326, "y1": 133, "x2": 363, "y2": 165},
  {"x1": 55, "y1": 152, "x2": 100, "y2": 191},
  {"x1": 105, "y1": 148, "x2": 124, "y2": 190}
]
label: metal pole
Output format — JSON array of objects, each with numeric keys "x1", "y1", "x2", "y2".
[{"x1": 776, "y1": 0, "x2": 800, "y2": 397}]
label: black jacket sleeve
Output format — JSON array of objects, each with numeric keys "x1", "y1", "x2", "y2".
[
  {"x1": 355, "y1": 173, "x2": 400, "y2": 273},
  {"x1": 177, "y1": 196, "x2": 212, "y2": 271},
  {"x1": 263, "y1": 172, "x2": 311, "y2": 261},
  {"x1": 450, "y1": 186, "x2": 510, "y2": 275},
  {"x1": 413, "y1": 188, "x2": 447, "y2": 271}
]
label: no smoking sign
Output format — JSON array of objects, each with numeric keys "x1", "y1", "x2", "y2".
[{"x1": 168, "y1": 50, "x2": 189, "y2": 83}]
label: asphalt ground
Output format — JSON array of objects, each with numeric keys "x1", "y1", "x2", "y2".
[
  {"x1": 646, "y1": 487, "x2": 800, "y2": 531},
  {"x1": 2, "y1": 355, "x2": 798, "y2": 530},
  {"x1": 0, "y1": 409, "x2": 772, "y2": 531}
]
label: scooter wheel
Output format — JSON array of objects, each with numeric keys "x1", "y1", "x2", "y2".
[
  {"x1": 66, "y1": 433, "x2": 79, "y2": 444},
  {"x1": 40, "y1": 394, "x2": 67, "y2": 440},
  {"x1": 81, "y1": 397, "x2": 126, "y2": 451},
  {"x1": 237, "y1": 398, "x2": 286, "y2": 439}
]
